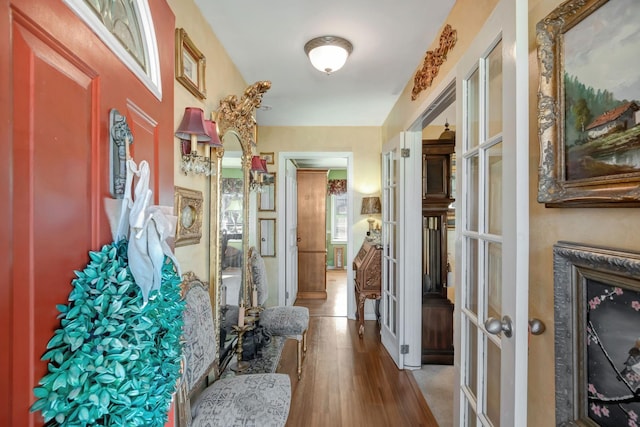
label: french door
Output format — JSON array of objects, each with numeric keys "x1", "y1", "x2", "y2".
[
  {"x1": 454, "y1": 0, "x2": 529, "y2": 425},
  {"x1": 284, "y1": 159, "x2": 298, "y2": 305},
  {"x1": 381, "y1": 133, "x2": 421, "y2": 369}
]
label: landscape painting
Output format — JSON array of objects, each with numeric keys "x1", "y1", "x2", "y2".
[{"x1": 562, "y1": 0, "x2": 640, "y2": 181}]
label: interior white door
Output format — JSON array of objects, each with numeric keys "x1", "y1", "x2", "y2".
[
  {"x1": 381, "y1": 135, "x2": 402, "y2": 367},
  {"x1": 284, "y1": 159, "x2": 298, "y2": 306},
  {"x1": 454, "y1": 0, "x2": 529, "y2": 425},
  {"x1": 380, "y1": 132, "x2": 422, "y2": 369}
]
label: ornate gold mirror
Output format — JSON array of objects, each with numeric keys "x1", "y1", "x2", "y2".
[{"x1": 210, "y1": 81, "x2": 270, "y2": 371}]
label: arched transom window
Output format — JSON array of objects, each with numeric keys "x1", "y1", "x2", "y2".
[{"x1": 64, "y1": 0, "x2": 162, "y2": 100}]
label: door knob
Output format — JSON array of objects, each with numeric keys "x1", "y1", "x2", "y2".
[
  {"x1": 484, "y1": 316, "x2": 513, "y2": 338},
  {"x1": 296, "y1": 237, "x2": 301, "y2": 242},
  {"x1": 528, "y1": 318, "x2": 546, "y2": 335}
]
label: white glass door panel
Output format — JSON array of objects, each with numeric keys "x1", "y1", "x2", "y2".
[
  {"x1": 285, "y1": 159, "x2": 298, "y2": 305},
  {"x1": 381, "y1": 135, "x2": 401, "y2": 367},
  {"x1": 380, "y1": 132, "x2": 422, "y2": 370},
  {"x1": 454, "y1": 0, "x2": 529, "y2": 425}
]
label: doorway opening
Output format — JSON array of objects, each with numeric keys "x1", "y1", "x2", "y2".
[
  {"x1": 277, "y1": 152, "x2": 354, "y2": 319},
  {"x1": 408, "y1": 79, "x2": 457, "y2": 427}
]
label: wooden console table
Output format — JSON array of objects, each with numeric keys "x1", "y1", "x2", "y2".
[{"x1": 353, "y1": 240, "x2": 382, "y2": 336}]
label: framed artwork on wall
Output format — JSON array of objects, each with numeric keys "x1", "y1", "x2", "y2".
[
  {"x1": 536, "y1": 0, "x2": 640, "y2": 207},
  {"x1": 260, "y1": 152, "x2": 274, "y2": 165},
  {"x1": 174, "y1": 186, "x2": 203, "y2": 247},
  {"x1": 258, "y1": 172, "x2": 276, "y2": 211},
  {"x1": 553, "y1": 241, "x2": 640, "y2": 426},
  {"x1": 175, "y1": 28, "x2": 206, "y2": 99},
  {"x1": 258, "y1": 218, "x2": 276, "y2": 257}
]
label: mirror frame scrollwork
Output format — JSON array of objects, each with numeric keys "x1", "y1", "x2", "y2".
[{"x1": 210, "y1": 81, "x2": 271, "y2": 311}]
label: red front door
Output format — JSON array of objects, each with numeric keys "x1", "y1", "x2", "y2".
[{"x1": 0, "y1": 1, "x2": 175, "y2": 424}]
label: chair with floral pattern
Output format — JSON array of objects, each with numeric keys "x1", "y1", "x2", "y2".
[
  {"x1": 248, "y1": 248, "x2": 309, "y2": 380},
  {"x1": 178, "y1": 272, "x2": 291, "y2": 427}
]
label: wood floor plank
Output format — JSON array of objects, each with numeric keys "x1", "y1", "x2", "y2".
[{"x1": 276, "y1": 270, "x2": 438, "y2": 427}]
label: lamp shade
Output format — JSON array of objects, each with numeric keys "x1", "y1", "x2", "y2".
[
  {"x1": 304, "y1": 36, "x2": 353, "y2": 74},
  {"x1": 204, "y1": 119, "x2": 223, "y2": 147},
  {"x1": 251, "y1": 155, "x2": 268, "y2": 172},
  {"x1": 175, "y1": 107, "x2": 211, "y2": 142},
  {"x1": 361, "y1": 196, "x2": 381, "y2": 215}
]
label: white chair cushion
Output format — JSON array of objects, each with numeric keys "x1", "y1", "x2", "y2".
[
  {"x1": 260, "y1": 306, "x2": 309, "y2": 339},
  {"x1": 190, "y1": 373, "x2": 291, "y2": 427}
]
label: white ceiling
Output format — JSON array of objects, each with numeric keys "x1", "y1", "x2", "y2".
[{"x1": 194, "y1": 0, "x2": 456, "y2": 127}]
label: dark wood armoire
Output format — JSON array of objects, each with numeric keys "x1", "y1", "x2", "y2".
[
  {"x1": 421, "y1": 131, "x2": 455, "y2": 364},
  {"x1": 297, "y1": 169, "x2": 328, "y2": 299}
]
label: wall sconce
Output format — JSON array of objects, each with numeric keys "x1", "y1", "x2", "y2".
[
  {"x1": 175, "y1": 107, "x2": 222, "y2": 176},
  {"x1": 249, "y1": 156, "x2": 268, "y2": 192},
  {"x1": 361, "y1": 196, "x2": 382, "y2": 233}
]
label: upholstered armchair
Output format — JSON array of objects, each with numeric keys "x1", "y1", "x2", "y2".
[
  {"x1": 179, "y1": 273, "x2": 291, "y2": 427},
  {"x1": 248, "y1": 247, "x2": 310, "y2": 380}
]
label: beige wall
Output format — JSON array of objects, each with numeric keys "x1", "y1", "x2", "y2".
[
  {"x1": 167, "y1": 1, "x2": 640, "y2": 424},
  {"x1": 383, "y1": 0, "x2": 500, "y2": 140},
  {"x1": 527, "y1": 0, "x2": 640, "y2": 425},
  {"x1": 167, "y1": 0, "x2": 247, "y2": 281},
  {"x1": 385, "y1": 0, "x2": 640, "y2": 425}
]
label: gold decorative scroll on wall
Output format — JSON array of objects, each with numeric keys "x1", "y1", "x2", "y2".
[{"x1": 411, "y1": 24, "x2": 457, "y2": 101}]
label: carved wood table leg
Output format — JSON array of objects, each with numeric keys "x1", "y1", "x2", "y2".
[{"x1": 357, "y1": 292, "x2": 367, "y2": 337}]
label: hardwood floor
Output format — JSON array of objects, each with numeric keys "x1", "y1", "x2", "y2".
[
  {"x1": 277, "y1": 270, "x2": 438, "y2": 426},
  {"x1": 295, "y1": 269, "x2": 347, "y2": 317}
]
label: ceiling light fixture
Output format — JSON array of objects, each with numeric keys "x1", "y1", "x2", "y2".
[{"x1": 304, "y1": 36, "x2": 353, "y2": 74}]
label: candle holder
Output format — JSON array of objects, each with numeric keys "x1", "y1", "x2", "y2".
[
  {"x1": 246, "y1": 305, "x2": 264, "y2": 317},
  {"x1": 220, "y1": 304, "x2": 229, "y2": 322},
  {"x1": 230, "y1": 324, "x2": 254, "y2": 372}
]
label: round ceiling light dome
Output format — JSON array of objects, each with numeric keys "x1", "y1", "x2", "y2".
[{"x1": 304, "y1": 36, "x2": 353, "y2": 74}]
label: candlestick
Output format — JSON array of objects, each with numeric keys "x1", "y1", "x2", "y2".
[
  {"x1": 190, "y1": 134, "x2": 197, "y2": 154},
  {"x1": 230, "y1": 324, "x2": 254, "y2": 373},
  {"x1": 238, "y1": 304, "x2": 245, "y2": 327},
  {"x1": 252, "y1": 287, "x2": 258, "y2": 308},
  {"x1": 220, "y1": 285, "x2": 227, "y2": 306}
]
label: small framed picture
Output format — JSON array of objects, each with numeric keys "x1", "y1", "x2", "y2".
[
  {"x1": 258, "y1": 172, "x2": 276, "y2": 212},
  {"x1": 258, "y1": 218, "x2": 276, "y2": 257},
  {"x1": 260, "y1": 152, "x2": 274, "y2": 165},
  {"x1": 174, "y1": 186, "x2": 203, "y2": 247},
  {"x1": 175, "y1": 28, "x2": 206, "y2": 100}
]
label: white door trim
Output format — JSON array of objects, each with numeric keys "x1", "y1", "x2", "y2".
[{"x1": 277, "y1": 152, "x2": 354, "y2": 315}]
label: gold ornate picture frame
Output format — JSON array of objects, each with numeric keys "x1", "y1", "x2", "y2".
[
  {"x1": 175, "y1": 28, "x2": 206, "y2": 100},
  {"x1": 258, "y1": 218, "x2": 276, "y2": 257},
  {"x1": 536, "y1": 0, "x2": 640, "y2": 207},
  {"x1": 260, "y1": 152, "x2": 274, "y2": 165},
  {"x1": 258, "y1": 172, "x2": 276, "y2": 211},
  {"x1": 174, "y1": 186, "x2": 203, "y2": 247}
]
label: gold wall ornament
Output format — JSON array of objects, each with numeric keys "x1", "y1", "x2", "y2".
[
  {"x1": 411, "y1": 25, "x2": 457, "y2": 101},
  {"x1": 174, "y1": 186, "x2": 204, "y2": 247},
  {"x1": 216, "y1": 81, "x2": 271, "y2": 148}
]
